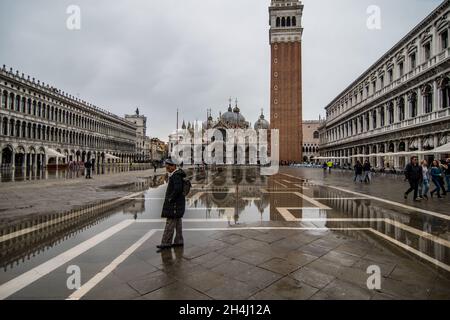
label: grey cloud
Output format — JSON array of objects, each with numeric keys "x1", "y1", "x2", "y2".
[{"x1": 0, "y1": 0, "x2": 442, "y2": 140}]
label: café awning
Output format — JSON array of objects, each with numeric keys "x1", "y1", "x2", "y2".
[
  {"x1": 432, "y1": 142, "x2": 450, "y2": 154},
  {"x1": 105, "y1": 153, "x2": 120, "y2": 160},
  {"x1": 46, "y1": 148, "x2": 66, "y2": 158}
]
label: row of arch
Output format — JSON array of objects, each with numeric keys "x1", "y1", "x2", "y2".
[
  {"x1": 324, "y1": 79, "x2": 450, "y2": 144},
  {"x1": 302, "y1": 146, "x2": 319, "y2": 154},
  {"x1": 0, "y1": 144, "x2": 135, "y2": 168},
  {"x1": 0, "y1": 115, "x2": 134, "y2": 152},
  {"x1": 1, "y1": 89, "x2": 134, "y2": 138},
  {"x1": 323, "y1": 133, "x2": 448, "y2": 169},
  {"x1": 276, "y1": 16, "x2": 297, "y2": 28}
]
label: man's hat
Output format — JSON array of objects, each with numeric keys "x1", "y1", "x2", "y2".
[{"x1": 165, "y1": 158, "x2": 176, "y2": 166}]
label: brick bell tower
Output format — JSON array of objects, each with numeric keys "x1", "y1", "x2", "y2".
[{"x1": 269, "y1": 0, "x2": 304, "y2": 163}]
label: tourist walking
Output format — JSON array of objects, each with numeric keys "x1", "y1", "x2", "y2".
[
  {"x1": 327, "y1": 161, "x2": 333, "y2": 173},
  {"x1": 354, "y1": 160, "x2": 363, "y2": 183},
  {"x1": 153, "y1": 161, "x2": 158, "y2": 174},
  {"x1": 404, "y1": 156, "x2": 422, "y2": 201},
  {"x1": 157, "y1": 159, "x2": 187, "y2": 252},
  {"x1": 85, "y1": 159, "x2": 92, "y2": 179},
  {"x1": 430, "y1": 160, "x2": 444, "y2": 199},
  {"x1": 438, "y1": 160, "x2": 447, "y2": 196},
  {"x1": 420, "y1": 160, "x2": 430, "y2": 200},
  {"x1": 363, "y1": 160, "x2": 372, "y2": 183},
  {"x1": 444, "y1": 158, "x2": 450, "y2": 193}
]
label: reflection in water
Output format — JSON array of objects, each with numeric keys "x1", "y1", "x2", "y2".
[
  {"x1": 0, "y1": 166, "x2": 448, "y2": 275},
  {"x1": 0, "y1": 175, "x2": 166, "y2": 270},
  {"x1": 315, "y1": 189, "x2": 449, "y2": 267},
  {"x1": 0, "y1": 164, "x2": 153, "y2": 183}
]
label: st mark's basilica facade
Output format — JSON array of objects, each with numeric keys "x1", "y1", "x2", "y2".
[{"x1": 168, "y1": 99, "x2": 270, "y2": 166}]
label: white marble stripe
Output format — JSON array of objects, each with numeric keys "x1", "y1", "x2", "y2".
[
  {"x1": 369, "y1": 229, "x2": 450, "y2": 272},
  {"x1": 323, "y1": 184, "x2": 450, "y2": 221},
  {"x1": 274, "y1": 180, "x2": 288, "y2": 188},
  {"x1": 312, "y1": 197, "x2": 368, "y2": 200},
  {"x1": 282, "y1": 173, "x2": 450, "y2": 220},
  {"x1": 0, "y1": 220, "x2": 134, "y2": 300},
  {"x1": 270, "y1": 213, "x2": 450, "y2": 249},
  {"x1": 67, "y1": 229, "x2": 157, "y2": 300},
  {"x1": 134, "y1": 219, "x2": 232, "y2": 223},
  {"x1": 0, "y1": 191, "x2": 145, "y2": 243}
]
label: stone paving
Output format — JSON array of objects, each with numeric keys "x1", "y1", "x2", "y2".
[
  {"x1": 83, "y1": 224, "x2": 450, "y2": 300},
  {"x1": 0, "y1": 167, "x2": 166, "y2": 223}
]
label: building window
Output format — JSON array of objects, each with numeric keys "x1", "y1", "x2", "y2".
[
  {"x1": 1, "y1": 91, "x2": 6, "y2": 108},
  {"x1": 441, "y1": 30, "x2": 448, "y2": 50},
  {"x1": 276, "y1": 17, "x2": 280, "y2": 27},
  {"x1": 372, "y1": 81, "x2": 376, "y2": 93},
  {"x1": 440, "y1": 78, "x2": 450, "y2": 109},
  {"x1": 380, "y1": 108, "x2": 385, "y2": 127},
  {"x1": 313, "y1": 131, "x2": 319, "y2": 139},
  {"x1": 372, "y1": 112, "x2": 377, "y2": 129},
  {"x1": 423, "y1": 42, "x2": 431, "y2": 61},
  {"x1": 388, "y1": 69, "x2": 393, "y2": 83},
  {"x1": 398, "y1": 62, "x2": 404, "y2": 78},
  {"x1": 398, "y1": 98, "x2": 405, "y2": 121},
  {"x1": 380, "y1": 75, "x2": 384, "y2": 89},
  {"x1": 292, "y1": 17, "x2": 296, "y2": 27},
  {"x1": 388, "y1": 104, "x2": 394, "y2": 124},
  {"x1": 409, "y1": 93, "x2": 418, "y2": 118},
  {"x1": 410, "y1": 53, "x2": 416, "y2": 69},
  {"x1": 422, "y1": 85, "x2": 433, "y2": 114}
]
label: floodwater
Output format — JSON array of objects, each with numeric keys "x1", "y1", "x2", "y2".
[
  {"x1": 0, "y1": 164, "x2": 152, "y2": 183},
  {"x1": 0, "y1": 166, "x2": 449, "y2": 299}
]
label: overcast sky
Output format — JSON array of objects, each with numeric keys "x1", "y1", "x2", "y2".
[{"x1": 0, "y1": 0, "x2": 443, "y2": 140}]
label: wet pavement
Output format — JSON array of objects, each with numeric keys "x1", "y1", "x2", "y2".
[{"x1": 0, "y1": 166, "x2": 449, "y2": 300}]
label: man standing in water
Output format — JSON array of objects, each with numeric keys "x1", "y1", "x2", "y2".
[{"x1": 157, "y1": 159, "x2": 186, "y2": 252}]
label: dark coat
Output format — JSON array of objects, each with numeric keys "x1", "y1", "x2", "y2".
[
  {"x1": 354, "y1": 163, "x2": 363, "y2": 175},
  {"x1": 405, "y1": 163, "x2": 422, "y2": 182},
  {"x1": 161, "y1": 169, "x2": 186, "y2": 219}
]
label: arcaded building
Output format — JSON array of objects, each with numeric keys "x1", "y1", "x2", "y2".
[
  {"x1": 302, "y1": 120, "x2": 321, "y2": 162},
  {"x1": 0, "y1": 65, "x2": 137, "y2": 169},
  {"x1": 319, "y1": 1, "x2": 450, "y2": 169},
  {"x1": 269, "y1": 0, "x2": 304, "y2": 163}
]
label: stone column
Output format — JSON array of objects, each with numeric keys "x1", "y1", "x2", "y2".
[
  {"x1": 393, "y1": 142, "x2": 399, "y2": 169},
  {"x1": 433, "y1": 80, "x2": 439, "y2": 112},
  {"x1": 405, "y1": 94, "x2": 411, "y2": 119},
  {"x1": 393, "y1": 101, "x2": 398, "y2": 124},
  {"x1": 11, "y1": 150, "x2": 15, "y2": 170},
  {"x1": 21, "y1": 152, "x2": 26, "y2": 170},
  {"x1": 417, "y1": 87, "x2": 424, "y2": 116},
  {"x1": 0, "y1": 150, "x2": 2, "y2": 168}
]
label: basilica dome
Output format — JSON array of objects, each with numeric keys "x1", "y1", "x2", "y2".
[
  {"x1": 221, "y1": 102, "x2": 246, "y2": 126},
  {"x1": 254, "y1": 111, "x2": 270, "y2": 130}
]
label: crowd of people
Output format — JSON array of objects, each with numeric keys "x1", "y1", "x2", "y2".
[
  {"x1": 404, "y1": 157, "x2": 450, "y2": 201},
  {"x1": 68, "y1": 159, "x2": 95, "y2": 179}
]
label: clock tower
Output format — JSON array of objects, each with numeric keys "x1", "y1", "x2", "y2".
[{"x1": 269, "y1": 0, "x2": 304, "y2": 163}]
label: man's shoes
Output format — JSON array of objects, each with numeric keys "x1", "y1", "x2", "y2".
[
  {"x1": 404, "y1": 193, "x2": 408, "y2": 199},
  {"x1": 414, "y1": 198, "x2": 421, "y2": 202},
  {"x1": 172, "y1": 243, "x2": 184, "y2": 247}
]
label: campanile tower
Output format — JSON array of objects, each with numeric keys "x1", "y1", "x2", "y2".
[{"x1": 269, "y1": 0, "x2": 303, "y2": 163}]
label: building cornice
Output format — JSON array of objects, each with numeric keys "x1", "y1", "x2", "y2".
[
  {"x1": 325, "y1": 0, "x2": 450, "y2": 111},
  {"x1": 0, "y1": 66, "x2": 136, "y2": 132}
]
